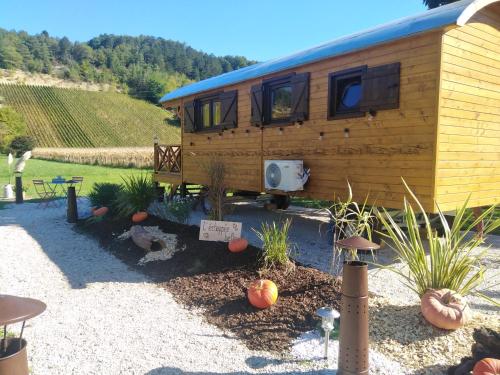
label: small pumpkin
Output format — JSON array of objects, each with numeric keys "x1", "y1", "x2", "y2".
[
  {"x1": 228, "y1": 238, "x2": 248, "y2": 253},
  {"x1": 473, "y1": 358, "x2": 500, "y2": 375},
  {"x1": 421, "y1": 289, "x2": 471, "y2": 330},
  {"x1": 132, "y1": 211, "x2": 148, "y2": 223},
  {"x1": 247, "y1": 279, "x2": 278, "y2": 309},
  {"x1": 93, "y1": 206, "x2": 109, "y2": 217}
]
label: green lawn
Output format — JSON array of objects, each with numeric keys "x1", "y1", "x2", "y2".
[{"x1": 0, "y1": 155, "x2": 147, "y2": 199}]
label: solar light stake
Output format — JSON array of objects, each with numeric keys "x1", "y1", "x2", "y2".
[{"x1": 316, "y1": 307, "x2": 340, "y2": 360}]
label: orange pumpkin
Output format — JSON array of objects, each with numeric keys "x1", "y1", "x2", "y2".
[
  {"x1": 247, "y1": 279, "x2": 278, "y2": 309},
  {"x1": 421, "y1": 289, "x2": 471, "y2": 330},
  {"x1": 228, "y1": 238, "x2": 248, "y2": 253},
  {"x1": 93, "y1": 207, "x2": 109, "y2": 217},
  {"x1": 132, "y1": 211, "x2": 148, "y2": 223},
  {"x1": 473, "y1": 358, "x2": 500, "y2": 375}
]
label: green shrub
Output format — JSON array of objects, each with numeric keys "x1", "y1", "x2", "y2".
[
  {"x1": 253, "y1": 218, "x2": 294, "y2": 270},
  {"x1": 167, "y1": 198, "x2": 192, "y2": 224},
  {"x1": 9, "y1": 135, "x2": 36, "y2": 157},
  {"x1": 0, "y1": 106, "x2": 26, "y2": 152},
  {"x1": 88, "y1": 183, "x2": 123, "y2": 210},
  {"x1": 114, "y1": 173, "x2": 156, "y2": 217},
  {"x1": 378, "y1": 179, "x2": 500, "y2": 303}
]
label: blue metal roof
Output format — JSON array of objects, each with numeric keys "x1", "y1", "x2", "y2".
[{"x1": 160, "y1": 0, "x2": 490, "y2": 103}]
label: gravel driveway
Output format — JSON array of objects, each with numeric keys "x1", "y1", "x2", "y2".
[
  {"x1": 0, "y1": 203, "x2": 338, "y2": 375},
  {"x1": 1, "y1": 201, "x2": 497, "y2": 374}
]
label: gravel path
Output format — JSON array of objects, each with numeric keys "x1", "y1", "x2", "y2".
[{"x1": 0, "y1": 203, "x2": 404, "y2": 375}]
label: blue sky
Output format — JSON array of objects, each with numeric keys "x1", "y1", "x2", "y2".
[{"x1": 1, "y1": 0, "x2": 427, "y2": 61}]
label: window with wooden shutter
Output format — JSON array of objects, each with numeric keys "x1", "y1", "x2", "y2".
[
  {"x1": 328, "y1": 66, "x2": 366, "y2": 120},
  {"x1": 250, "y1": 84, "x2": 263, "y2": 126},
  {"x1": 360, "y1": 62, "x2": 400, "y2": 111},
  {"x1": 290, "y1": 72, "x2": 310, "y2": 123},
  {"x1": 220, "y1": 90, "x2": 238, "y2": 129},
  {"x1": 184, "y1": 101, "x2": 195, "y2": 133}
]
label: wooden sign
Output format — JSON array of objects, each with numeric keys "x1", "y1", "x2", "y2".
[{"x1": 199, "y1": 220, "x2": 242, "y2": 242}]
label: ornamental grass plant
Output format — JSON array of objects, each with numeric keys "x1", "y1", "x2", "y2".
[
  {"x1": 205, "y1": 157, "x2": 227, "y2": 221},
  {"x1": 114, "y1": 173, "x2": 156, "y2": 218},
  {"x1": 377, "y1": 179, "x2": 500, "y2": 304},
  {"x1": 253, "y1": 218, "x2": 294, "y2": 270},
  {"x1": 324, "y1": 182, "x2": 376, "y2": 268},
  {"x1": 88, "y1": 182, "x2": 123, "y2": 212}
]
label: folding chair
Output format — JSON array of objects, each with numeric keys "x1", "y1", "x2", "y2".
[
  {"x1": 32, "y1": 180, "x2": 58, "y2": 208},
  {"x1": 71, "y1": 176, "x2": 84, "y2": 196}
]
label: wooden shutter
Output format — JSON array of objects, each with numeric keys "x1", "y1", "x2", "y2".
[
  {"x1": 290, "y1": 72, "x2": 310, "y2": 122},
  {"x1": 183, "y1": 101, "x2": 196, "y2": 133},
  {"x1": 360, "y1": 62, "x2": 401, "y2": 111},
  {"x1": 220, "y1": 90, "x2": 238, "y2": 129},
  {"x1": 250, "y1": 84, "x2": 263, "y2": 126}
]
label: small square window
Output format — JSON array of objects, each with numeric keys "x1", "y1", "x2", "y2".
[
  {"x1": 271, "y1": 85, "x2": 292, "y2": 120},
  {"x1": 196, "y1": 96, "x2": 223, "y2": 131},
  {"x1": 262, "y1": 76, "x2": 294, "y2": 125},
  {"x1": 328, "y1": 66, "x2": 366, "y2": 119}
]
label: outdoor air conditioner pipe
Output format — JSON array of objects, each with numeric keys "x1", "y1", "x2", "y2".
[{"x1": 338, "y1": 260, "x2": 369, "y2": 375}]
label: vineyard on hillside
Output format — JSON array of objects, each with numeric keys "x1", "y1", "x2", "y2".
[{"x1": 0, "y1": 84, "x2": 180, "y2": 147}]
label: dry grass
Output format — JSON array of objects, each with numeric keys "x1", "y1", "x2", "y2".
[{"x1": 32, "y1": 147, "x2": 153, "y2": 169}]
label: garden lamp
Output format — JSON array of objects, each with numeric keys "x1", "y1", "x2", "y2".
[{"x1": 316, "y1": 306, "x2": 340, "y2": 360}]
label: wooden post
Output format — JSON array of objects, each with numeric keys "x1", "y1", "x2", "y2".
[
  {"x1": 67, "y1": 186, "x2": 78, "y2": 223},
  {"x1": 15, "y1": 175, "x2": 23, "y2": 204},
  {"x1": 153, "y1": 138, "x2": 159, "y2": 172},
  {"x1": 473, "y1": 207, "x2": 484, "y2": 239}
]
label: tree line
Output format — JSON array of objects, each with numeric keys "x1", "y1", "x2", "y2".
[{"x1": 0, "y1": 29, "x2": 256, "y2": 103}]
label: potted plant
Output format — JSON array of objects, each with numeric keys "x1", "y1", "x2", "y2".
[
  {"x1": 3, "y1": 151, "x2": 31, "y2": 200},
  {"x1": 377, "y1": 179, "x2": 500, "y2": 329}
]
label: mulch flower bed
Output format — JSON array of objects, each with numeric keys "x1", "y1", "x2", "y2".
[{"x1": 77, "y1": 215, "x2": 341, "y2": 352}]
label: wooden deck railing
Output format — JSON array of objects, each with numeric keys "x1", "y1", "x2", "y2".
[{"x1": 154, "y1": 144, "x2": 181, "y2": 174}]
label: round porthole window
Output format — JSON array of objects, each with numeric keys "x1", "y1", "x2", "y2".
[{"x1": 341, "y1": 81, "x2": 362, "y2": 109}]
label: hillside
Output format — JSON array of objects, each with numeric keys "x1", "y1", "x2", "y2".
[
  {"x1": 0, "y1": 83, "x2": 180, "y2": 147},
  {"x1": 0, "y1": 29, "x2": 256, "y2": 103},
  {"x1": 0, "y1": 68, "x2": 117, "y2": 92}
]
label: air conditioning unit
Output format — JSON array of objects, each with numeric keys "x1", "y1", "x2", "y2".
[{"x1": 264, "y1": 160, "x2": 307, "y2": 192}]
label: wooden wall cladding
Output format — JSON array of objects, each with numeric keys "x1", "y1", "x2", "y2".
[
  {"x1": 171, "y1": 31, "x2": 443, "y2": 211},
  {"x1": 435, "y1": 4, "x2": 500, "y2": 211}
]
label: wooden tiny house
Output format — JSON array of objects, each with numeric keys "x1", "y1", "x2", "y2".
[{"x1": 156, "y1": 0, "x2": 500, "y2": 213}]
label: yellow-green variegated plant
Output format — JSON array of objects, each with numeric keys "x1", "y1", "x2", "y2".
[{"x1": 377, "y1": 179, "x2": 500, "y2": 305}]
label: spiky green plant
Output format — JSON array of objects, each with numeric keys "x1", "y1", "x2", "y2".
[
  {"x1": 378, "y1": 179, "x2": 500, "y2": 304},
  {"x1": 88, "y1": 182, "x2": 123, "y2": 211},
  {"x1": 325, "y1": 181, "x2": 376, "y2": 260},
  {"x1": 114, "y1": 173, "x2": 156, "y2": 218},
  {"x1": 253, "y1": 218, "x2": 293, "y2": 270}
]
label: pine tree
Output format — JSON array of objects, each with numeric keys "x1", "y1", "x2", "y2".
[{"x1": 423, "y1": 0, "x2": 459, "y2": 9}]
